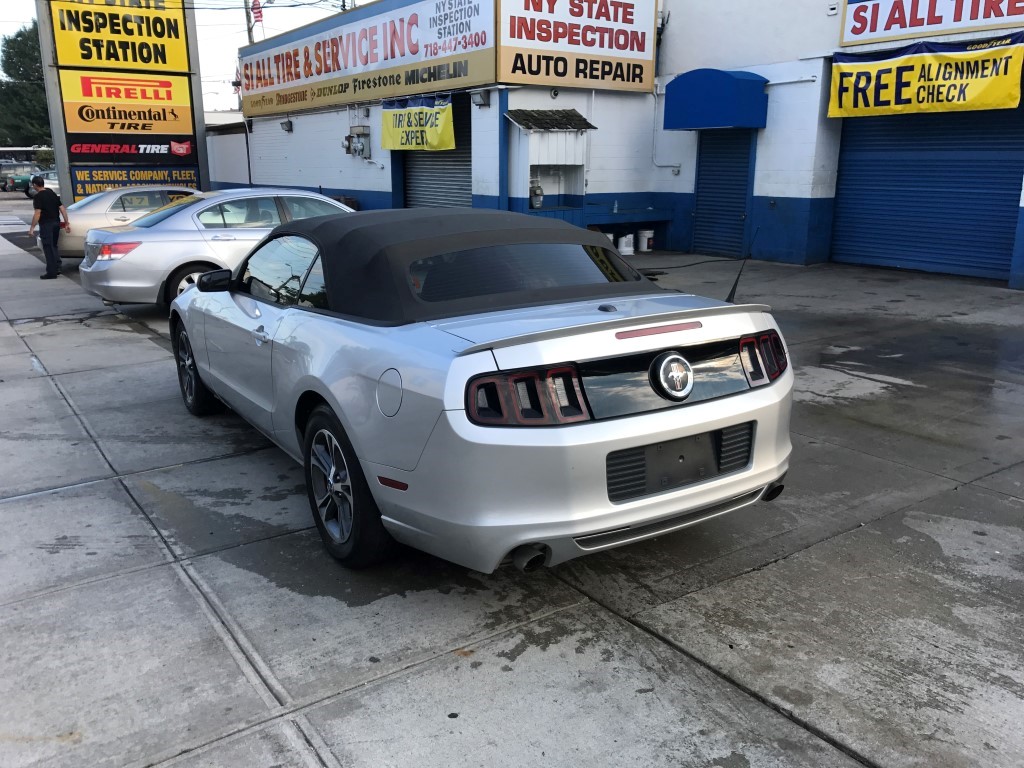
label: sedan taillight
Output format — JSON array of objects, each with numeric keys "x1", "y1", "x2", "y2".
[
  {"x1": 97, "y1": 242, "x2": 141, "y2": 261},
  {"x1": 467, "y1": 365, "x2": 591, "y2": 426},
  {"x1": 739, "y1": 330, "x2": 788, "y2": 387}
]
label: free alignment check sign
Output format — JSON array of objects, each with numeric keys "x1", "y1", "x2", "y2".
[
  {"x1": 829, "y1": 32, "x2": 1024, "y2": 116},
  {"x1": 60, "y1": 70, "x2": 194, "y2": 134}
]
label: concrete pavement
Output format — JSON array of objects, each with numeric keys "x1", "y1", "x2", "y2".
[{"x1": 1, "y1": 192, "x2": 1023, "y2": 767}]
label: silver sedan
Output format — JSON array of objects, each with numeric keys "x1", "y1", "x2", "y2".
[
  {"x1": 80, "y1": 188, "x2": 353, "y2": 305},
  {"x1": 56, "y1": 185, "x2": 197, "y2": 258},
  {"x1": 170, "y1": 209, "x2": 793, "y2": 574}
]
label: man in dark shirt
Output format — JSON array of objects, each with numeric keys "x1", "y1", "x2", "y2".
[{"x1": 27, "y1": 176, "x2": 70, "y2": 280}]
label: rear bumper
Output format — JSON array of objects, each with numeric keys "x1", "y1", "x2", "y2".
[
  {"x1": 366, "y1": 371, "x2": 793, "y2": 573},
  {"x1": 79, "y1": 257, "x2": 162, "y2": 304}
]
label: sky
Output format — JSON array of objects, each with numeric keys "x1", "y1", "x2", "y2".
[{"x1": 0, "y1": 0, "x2": 347, "y2": 111}]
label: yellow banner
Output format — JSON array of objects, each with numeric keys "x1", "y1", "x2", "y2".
[
  {"x1": 829, "y1": 34, "x2": 1024, "y2": 117},
  {"x1": 381, "y1": 96, "x2": 455, "y2": 151},
  {"x1": 60, "y1": 70, "x2": 194, "y2": 135},
  {"x1": 51, "y1": 0, "x2": 189, "y2": 73}
]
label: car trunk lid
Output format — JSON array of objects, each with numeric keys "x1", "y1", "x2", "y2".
[{"x1": 434, "y1": 294, "x2": 779, "y2": 421}]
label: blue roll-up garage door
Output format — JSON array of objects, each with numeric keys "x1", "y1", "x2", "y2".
[
  {"x1": 692, "y1": 129, "x2": 754, "y2": 257},
  {"x1": 831, "y1": 107, "x2": 1024, "y2": 280}
]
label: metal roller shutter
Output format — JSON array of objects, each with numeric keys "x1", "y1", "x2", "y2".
[
  {"x1": 404, "y1": 94, "x2": 472, "y2": 208},
  {"x1": 831, "y1": 107, "x2": 1024, "y2": 280},
  {"x1": 692, "y1": 129, "x2": 754, "y2": 257}
]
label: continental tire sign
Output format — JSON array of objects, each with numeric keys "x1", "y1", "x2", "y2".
[
  {"x1": 60, "y1": 70, "x2": 194, "y2": 134},
  {"x1": 51, "y1": 0, "x2": 189, "y2": 71}
]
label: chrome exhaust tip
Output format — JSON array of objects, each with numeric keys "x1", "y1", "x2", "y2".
[{"x1": 511, "y1": 544, "x2": 546, "y2": 573}]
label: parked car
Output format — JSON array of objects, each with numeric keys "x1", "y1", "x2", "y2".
[
  {"x1": 1, "y1": 162, "x2": 41, "y2": 192},
  {"x1": 25, "y1": 170, "x2": 60, "y2": 198},
  {"x1": 80, "y1": 188, "x2": 352, "y2": 305},
  {"x1": 53, "y1": 186, "x2": 196, "y2": 258},
  {"x1": 169, "y1": 209, "x2": 794, "y2": 573}
]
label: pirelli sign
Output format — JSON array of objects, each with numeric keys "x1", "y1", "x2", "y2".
[{"x1": 60, "y1": 71, "x2": 195, "y2": 134}]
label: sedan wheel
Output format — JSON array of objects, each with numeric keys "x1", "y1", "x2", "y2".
[
  {"x1": 174, "y1": 323, "x2": 220, "y2": 416},
  {"x1": 303, "y1": 405, "x2": 393, "y2": 567},
  {"x1": 175, "y1": 269, "x2": 206, "y2": 297},
  {"x1": 308, "y1": 428, "x2": 355, "y2": 545},
  {"x1": 165, "y1": 264, "x2": 216, "y2": 306}
]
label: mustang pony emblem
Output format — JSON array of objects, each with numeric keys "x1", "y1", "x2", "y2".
[{"x1": 651, "y1": 352, "x2": 694, "y2": 401}]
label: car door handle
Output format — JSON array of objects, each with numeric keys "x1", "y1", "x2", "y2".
[
  {"x1": 211, "y1": 235, "x2": 236, "y2": 241},
  {"x1": 251, "y1": 326, "x2": 271, "y2": 345},
  {"x1": 114, "y1": 216, "x2": 130, "y2": 222}
]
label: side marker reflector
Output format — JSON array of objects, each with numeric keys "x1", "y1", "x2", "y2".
[{"x1": 377, "y1": 476, "x2": 409, "y2": 491}]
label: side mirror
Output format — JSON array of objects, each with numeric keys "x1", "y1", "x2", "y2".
[{"x1": 196, "y1": 268, "x2": 232, "y2": 293}]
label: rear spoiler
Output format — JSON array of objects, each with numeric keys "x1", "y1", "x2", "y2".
[{"x1": 456, "y1": 303, "x2": 772, "y2": 356}]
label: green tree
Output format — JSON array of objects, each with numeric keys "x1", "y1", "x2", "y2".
[{"x1": 0, "y1": 20, "x2": 51, "y2": 147}]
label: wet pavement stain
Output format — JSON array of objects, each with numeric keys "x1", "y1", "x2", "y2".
[
  {"x1": 772, "y1": 685, "x2": 814, "y2": 707},
  {"x1": 36, "y1": 535, "x2": 83, "y2": 554},
  {"x1": 210, "y1": 534, "x2": 498, "y2": 609},
  {"x1": 711, "y1": 752, "x2": 751, "y2": 768},
  {"x1": 127, "y1": 477, "x2": 304, "y2": 556}
]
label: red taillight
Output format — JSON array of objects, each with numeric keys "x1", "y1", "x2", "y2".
[
  {"x1": 739, "y1": 330, "x2": 788, "y2": 386},
  {"x1": 98, "y1": 242, "x2": 141, "y2": 259},
  {"x1": 467, "y1": 365, "x2": 591, "y2": 426}
]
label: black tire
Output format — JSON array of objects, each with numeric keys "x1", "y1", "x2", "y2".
[
  {"x1": 173, "y1": 321, "x2": 220, "y2": 416},
  {"x1": 303, "y1": 405, "x2": 393, "y2": 568},
  {"x1": 165, "y1": 263, "x2": 216, "y2": 306}
]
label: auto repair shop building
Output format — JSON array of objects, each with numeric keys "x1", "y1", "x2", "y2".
[{"x1": 225, "y1": 0, "x2": 1024, "y2": 288}]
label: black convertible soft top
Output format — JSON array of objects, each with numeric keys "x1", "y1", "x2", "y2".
[{"x1": 270, "y1": 208, "x2": 661, "y2": 324}]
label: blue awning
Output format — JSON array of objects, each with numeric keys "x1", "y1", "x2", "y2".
[{"x1": 663, "y1": 69, "x2": 769, "y2": 130}]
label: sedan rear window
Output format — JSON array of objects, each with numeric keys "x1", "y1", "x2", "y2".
[
  {"x1": 410, "y1": 244, "x2": 640, "y2": 302},
  {"x1": 132, "y1": 195, "x2": 205, "y2": 228}
]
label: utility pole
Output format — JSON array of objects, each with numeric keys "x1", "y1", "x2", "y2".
[{"x1": 244, "y1": 0, "x2": 254, "y2": 45}]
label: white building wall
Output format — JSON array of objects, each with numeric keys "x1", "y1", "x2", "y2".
[
  {"x1": 507, "y1": 87, "x2": 692, "y2": 200},
  {"x1": 248, "y1": 107, "x2": 392, "y2": 195},
  {"x1": 206, "y1": 133, "x2": 249, "y2": 187},
  {"x1": 741, "y1": 59, "x2": 838, "y2": 200},
  {"x1": 472, "y1": 89, "x2": 502, "y2": 200},
  {"x1": 661, "y1": 0, "x2": 840, "y2": 73}
]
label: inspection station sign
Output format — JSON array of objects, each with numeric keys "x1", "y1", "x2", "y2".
[
  {"x1": 496, "y1": 0, "x2": 657, "y2": 91},
  {"x1": 239, "y1": 0, "x2": 496, "y2": 117},
  {"x1": 829, "y1": 32, "x2": 1024, "y2": 116},
  {"x1": 842, "y1": 0, "x2": 1024, "y2": 46},
  {"x1": 50, "y1": 0, "x2": 189, "y2": 71}
]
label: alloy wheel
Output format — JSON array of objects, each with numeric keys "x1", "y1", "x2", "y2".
[
  {"x1": 308, "y1": 428, "x2": 354, "y2": 544},
  {"x1": 177, "y1": 330, "x2": 197, "y2": 405},
  {"x1": 176, "y1": 271, "x2": 206, "y2": 296}
]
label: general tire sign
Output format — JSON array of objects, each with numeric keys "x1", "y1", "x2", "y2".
[{"x1": 67, "y1": 134, "x2": 197, "y2": 164}]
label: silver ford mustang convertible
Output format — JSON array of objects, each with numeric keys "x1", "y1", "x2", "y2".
[{"x1": 170, "y1": 209, "x2": 793, "y2": 573}]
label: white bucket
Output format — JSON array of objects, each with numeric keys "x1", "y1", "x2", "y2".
[
  {"x1": 617, "y1": 234, "x2": 635, "y2": 256},
  {"x1": 637, "y1": 229, "x2": 654, "y2": 252},
  {"x1": 605, "y1": 232, "x2": 615, "y2": 243}
]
